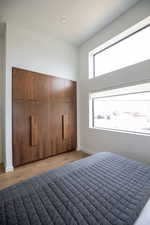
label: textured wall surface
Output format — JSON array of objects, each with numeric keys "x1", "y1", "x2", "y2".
[{"x1": 79, "y1": 0, "x2": 150, "y2": 164}]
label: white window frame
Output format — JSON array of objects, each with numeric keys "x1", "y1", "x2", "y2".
[
  {"x1": 89, "y1": 82, "x2": 150, "y2": 136},
  {"x1": 89, "y1": 17, "x2": 150, "y2": 79}
]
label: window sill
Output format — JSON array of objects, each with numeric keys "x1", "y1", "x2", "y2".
[{"x1": 89, "y1": 126, "x2": 150, "y2": 137}]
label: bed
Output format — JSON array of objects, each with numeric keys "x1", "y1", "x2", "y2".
[{"x1": 0, "y1": 152, "x2": 150, "y2": 225}]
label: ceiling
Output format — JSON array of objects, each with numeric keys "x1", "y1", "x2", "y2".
[{"x1": 0, "y1": 0, "x2": 140, "y2": 45}]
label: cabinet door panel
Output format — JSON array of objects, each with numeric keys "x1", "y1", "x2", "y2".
[
  {"x1": 64, "y1": 80, "x2": 76, "y2": 102},
  {"x1": 51, "y1": 102, "x2": 65, "y2": 155},
  {"x1": 13, "y1": 101, "x2": 37, "y2": 166},
  {"x1": 13, "y1": 68, "x2": 53, "y2": 101},
  {"x1": 13, "y1": 68, "x2": 34, "y2": 100},
  {"x1": 13, "y1": 101, "x2": 52, "y2": 167},
  {"x1": 35, "y1": 102, "x2": 52, "y2": 159},
  {"x1": 33, "y1": 73, "x2": 52, "y2": 101},
  {"x1": 63, "y1": 103, "x2": 77, "y2": 151},
  {"x1": 51, "y1": 77, "x2": 65, "y2": 101}
]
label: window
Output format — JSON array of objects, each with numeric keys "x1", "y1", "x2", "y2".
[
  {"x1": 89, "y1": 17, "x2": 150, "y2": 78},
  {"x1": 90, "y1": 83, "x2": 150, "y2": 135}
]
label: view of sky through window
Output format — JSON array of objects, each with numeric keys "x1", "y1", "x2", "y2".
[{"x1": 93, "y1": 26, "x2": 150, "y2": 77}]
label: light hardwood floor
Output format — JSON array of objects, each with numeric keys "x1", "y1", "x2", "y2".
[{"x1": 0, "y1": 151, "x2": 89, "y2": 190}]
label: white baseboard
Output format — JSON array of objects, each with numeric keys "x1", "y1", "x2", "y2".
[
  {"x1": 5, "y1": 166, "x2": 14, "y2": 173},
  {"x1": 76, "y1": 145, "x2": 81, "y2": 151},
  {"x1": 79, "y1": 146, "x2": 96, "y2": 155}
]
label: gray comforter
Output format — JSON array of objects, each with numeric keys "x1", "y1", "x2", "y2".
[{"x1": 0, "y1": 152, "x2": 150, "y2": 225}]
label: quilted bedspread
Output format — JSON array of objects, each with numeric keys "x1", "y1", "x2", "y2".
[{"x1": 1, "y1": 152, "x2": 150, "y2": 225}]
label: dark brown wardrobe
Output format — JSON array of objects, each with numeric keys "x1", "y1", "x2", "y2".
[{"x1": 12, "y1": 68, "x2": 77, "y2": 167}]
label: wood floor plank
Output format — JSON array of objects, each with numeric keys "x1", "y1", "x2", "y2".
[{"x1": 0, "y1": 151, "x2": 89, "y2": 190}]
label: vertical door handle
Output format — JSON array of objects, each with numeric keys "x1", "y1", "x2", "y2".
[
  {"x1": 62, "y1": 114, "x2": 69, "y2": 140},
  {"x1": 62, "y1": 115, "x2": 64, "y2": 140},
  {"x1": 30, "y1": 115, "x2": 38, "y2": 146}
]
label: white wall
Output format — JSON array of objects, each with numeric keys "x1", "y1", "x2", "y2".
[
  {"x1": 79, "y1": 0, "x2": 150, "y2": 164},
  {"x1": 6, "y1": 24, "x2": 78, "y2": 80},
  {"x1": 0, "y1": 36, "x2": 3, "y2": 163},
  {"x1": 4, "y1": 23, "x2": 79, "y2": 172},
  {"x1": 0, "y1": 31, "x2": 5, "y2": 165}
]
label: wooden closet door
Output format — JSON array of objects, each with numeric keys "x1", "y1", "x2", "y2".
[
  {"x1": 64, "y1": 80, "x2": 76, "y2": 102},
  {"x1": 33, "y1": 101, "x2": 52, "y2": 159},
  {"x1": 63, "y1": 80, "x2": 77, "y2": 152},
  {"x1": 63, "y1": 102, "x2": 77, "y2": 152},
  {"x1": 12, "y1": 68, "x2": 52, "y2": 101},
  {"x1": 51, "y1": 101, "x2": 65, "y2": 155},
  {"x1": 51, "y1": 76, "x2": 65, "y2": 101},
  {"x1": 51, "y1": 102, "x2": 77, "y2": 155},
  {"x1": 13, "y1": 101, "x2": 37, "y2": 166},
  {"x1": 12, "y1": 68, "x2": 77, "y2": 167},
  {"x1": 13, "y1": 68, "x2": 34, "y2": 100},
  {"x1": 50, "y1": 78, "x2": 77, "y2": 155},
  {"x1": 13, "y1": 101, "x2": 52, "y2": 166}
]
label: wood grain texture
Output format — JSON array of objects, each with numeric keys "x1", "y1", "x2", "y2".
[
  {"x1": 0, "y1": 163, "x2": 4, "y2": 174},
  {"x1": 51, "y1": 76, "x2": 65, "y2": 101},
  {"x1": 51, "y1": 101, "x2": 65, "y2": 155},
  {"x1": 13, "y1": 101, "x2": 53, "y2": 166},
  {"x1": 12, "y1": 68, "x2": 52, "y2": 101},
  {"x1": 64, "y1": 102, "x2": 77, "y2": 151},
  {"x1": 0, "y1": 151, "x2": 89, "y2": 190},
  {"x1": 64, "y1": 79, "x2": 76, "y2": 103},
  {"x1": 12, "y1": 68, "x2": 77, "y2": 167},
  {"x1": 30, "y1": 115, "x2": 38, "y2": 146}
]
